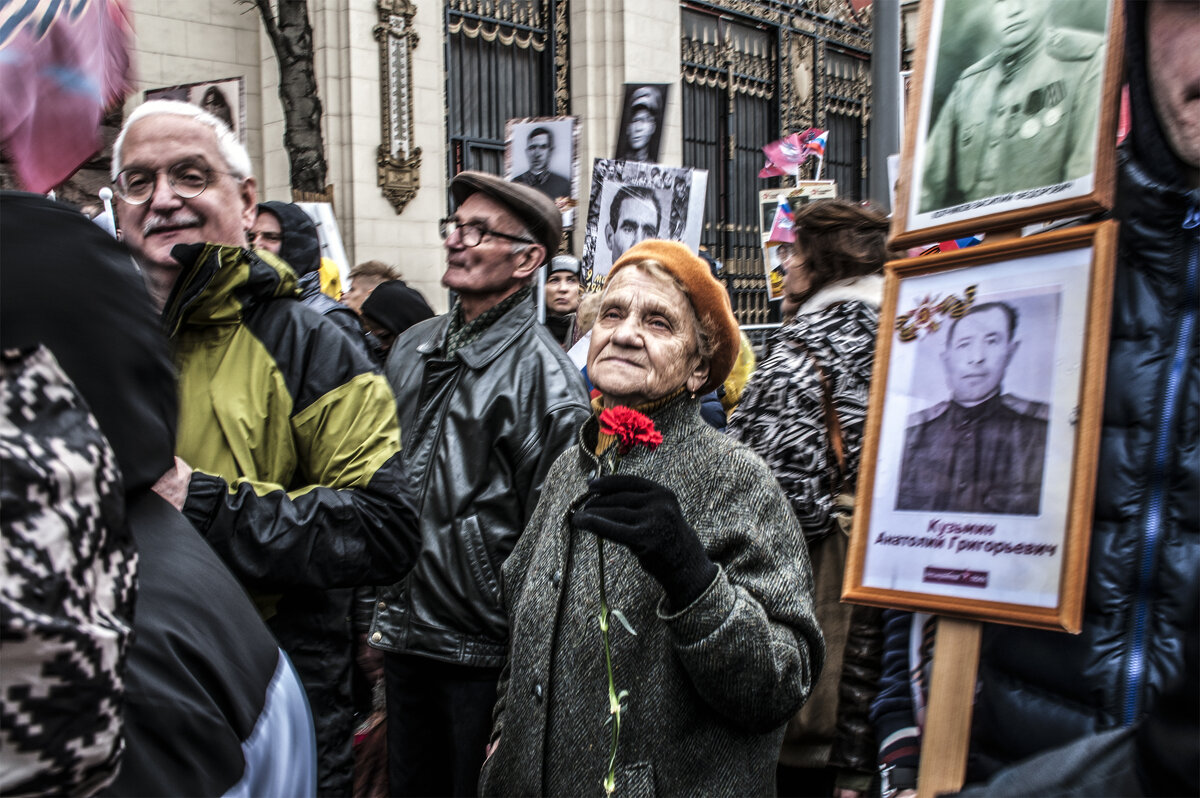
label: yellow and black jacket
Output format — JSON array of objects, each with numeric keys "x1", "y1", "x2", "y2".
[{"x1": 166, "y1": 242, "x2": 419, "y2": 795}]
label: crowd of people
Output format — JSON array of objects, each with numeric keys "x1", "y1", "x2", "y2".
[{"x1": 1, "y1": 1, "x2": 1196, "y2": 797}]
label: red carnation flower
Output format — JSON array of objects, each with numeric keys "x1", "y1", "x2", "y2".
[{"x1": 599, "y1": 406, "x2": 663, "y2": 455}]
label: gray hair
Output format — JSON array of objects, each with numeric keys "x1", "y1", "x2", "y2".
[{"x1": 111, "y1": 100, "x2": 252, "y2": 181}]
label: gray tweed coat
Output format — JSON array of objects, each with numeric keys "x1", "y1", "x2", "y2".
[{"x1": 479, "y1": 396, "x2": 824, "y2": 797}]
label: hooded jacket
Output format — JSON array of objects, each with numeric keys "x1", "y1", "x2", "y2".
[
  {"x1": 166, "y1": 241, "x2": 420, "y2": 795},
  {"x1": 966, "y1": 2, "x2": 1199, "y2": 775},
  {"x1": 257, "y1": 201, "x2": 368, "y2": 353},
  {"x1": 871, "y1": 4, "x2": 1198, "y2": 786}
]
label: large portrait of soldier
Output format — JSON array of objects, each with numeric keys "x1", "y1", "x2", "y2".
[
  {"x1": 844, "y1": 222, "x2": 1118, "y2": 632},
  {"x1": 505, "y1": 116, "x2": 580, "y2": 227},
  {"x1": 581, "y1": 159, "x2": 708, "y2": 285},
  {"x1": 892, "y1": 0, "x2": 1123, "y2": 248}
]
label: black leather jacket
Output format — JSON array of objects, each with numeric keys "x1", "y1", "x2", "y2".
[{"x1": 369, "y1": 295, "x2": 590, "y2": 667}]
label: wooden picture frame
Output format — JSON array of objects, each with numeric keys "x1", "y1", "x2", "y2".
[
  {"x1": 890, "y1": 0, "x2": 1123, "y2": 248},
  {"x1": 844, "y1": 222, "x2": 1117, "y2": 632}
]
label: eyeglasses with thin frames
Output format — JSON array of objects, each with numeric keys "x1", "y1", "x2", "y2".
[
  {"x1": 113, "y1": 161, "x2": 240, "y2": 205},
  {"x1": 439, "y1": 217, "x2": 535, "y2": 248}
]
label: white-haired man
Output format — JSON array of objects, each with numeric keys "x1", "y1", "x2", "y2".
[{"x1": 112, "y1": 100, "x2": 421, "y2": 795}]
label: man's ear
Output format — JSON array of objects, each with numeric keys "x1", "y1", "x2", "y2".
[
  {"x1": 605, "y1": 224, "x2": 615, "y2": 251},
  {"x1": 238, "y1": 177, "x2": 259, "y2": 230},
  {"x1": 512, "y1": 244, "x2": 545, "y2": 281}
]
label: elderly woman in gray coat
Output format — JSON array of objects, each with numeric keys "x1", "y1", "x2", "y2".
[{"x1": 479, "y1": 240, "x2": 824, "y2": 797}]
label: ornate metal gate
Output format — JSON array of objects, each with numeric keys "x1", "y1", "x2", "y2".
[
  {"x1": 681, "y1": 0, "x2": 871, "y2": 326},
  {"x1": 444, "y1": 0, "x2": 570, "y2": 178}
]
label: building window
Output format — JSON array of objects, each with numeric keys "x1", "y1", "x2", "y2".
[{"x1": 444, "y1": 0, "x2": 569, "y2": 177}]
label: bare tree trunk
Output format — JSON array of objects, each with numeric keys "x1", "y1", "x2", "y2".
[{"x1": 254, "y1": 0, "x2": 328, "y2": 195}]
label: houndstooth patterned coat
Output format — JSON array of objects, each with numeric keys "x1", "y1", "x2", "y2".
[{"x1": 1, "y1": 346, "x2": 137, "y2": 796}]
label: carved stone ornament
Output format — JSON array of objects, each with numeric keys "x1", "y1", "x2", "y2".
[{"x1": 375, "y1": 0, "x2": 421, "y2": 213}]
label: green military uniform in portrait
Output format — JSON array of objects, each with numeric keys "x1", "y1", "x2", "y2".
[
  {"x1": 920, "y1": 27, "x2": 1105, "y2": 213},
  {"x1": 896, "y1": 393, "x2": 1049, "y2": 515}
]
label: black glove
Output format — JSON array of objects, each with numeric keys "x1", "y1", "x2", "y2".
[{"x1": 572, "y1": 474, "x2": 718, "y2": 609}]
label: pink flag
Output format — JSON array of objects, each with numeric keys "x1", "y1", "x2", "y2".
[
  {"x1": 758, "y1": 160, "x2": 789, "y2": 179},
  {"x1": 0, "y1": 0, "x2": 135, "y2": 193},
  {"x1": 760, "y1": 128, "x2": 829, "y2": 179},
  {"x1": 767, "y1": 200, "x2": 795, "y2": 244},
  {"x1": 761, "y1": 132, "x2": 811, "y2": 177}
]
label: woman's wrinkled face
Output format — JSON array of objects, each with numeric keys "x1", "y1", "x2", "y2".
[{"x1": 588, "y1": 267, "x2": 709, "y2": 407}]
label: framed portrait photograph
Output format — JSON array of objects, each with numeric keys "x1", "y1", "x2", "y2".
[
  {"x1": 891, "y1": 0, "x2": 1123, "y2": 248},
  {"x1": 505, "y1": 116, "x2": 580, "y2": 227},
  {"x1": 145, "y1": 76, "x2": 246, "y2": 144},
  {"x1": 845, "y1": 221, "x2": 1117, "y2": 632},
  {"x1": 581, "y1": 159, "x2": 708, "y2": 285},
  {"x1": 614, "y1": 83, "x2": 669, "y2": 164},
  {"x1": 758, "y1": 182, "x2": 838, "y2": 301}
]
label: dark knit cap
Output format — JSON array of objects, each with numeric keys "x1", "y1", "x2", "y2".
[{"x1": 360, "y1": 280, "x2": 435, "y2": 336}]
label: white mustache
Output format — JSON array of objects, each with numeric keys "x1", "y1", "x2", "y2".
[{"x1": 143, "y1": 212, "x2": 202, "y2": 237}]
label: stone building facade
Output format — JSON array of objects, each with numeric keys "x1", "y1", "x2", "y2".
[{"x1": 16, "y1": 0, "x2": 875, "y2": 317}]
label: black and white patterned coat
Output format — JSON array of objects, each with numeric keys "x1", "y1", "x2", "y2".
[
  {"x1": 729, "y1": 275, "x2": 883, "y2": 541},
  {"x1": 0, "y1": 347, "x2": 135, "y2": 796}
]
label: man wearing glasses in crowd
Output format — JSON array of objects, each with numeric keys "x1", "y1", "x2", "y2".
[
  {"x1": 111, "y1": 100, "x2": 421, "y2": 796},
  {"x1": 365, "y1": 172, "x2": 589, "y2": 795}
]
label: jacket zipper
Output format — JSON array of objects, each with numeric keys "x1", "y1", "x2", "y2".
[{"x1": 1122, "y1": 202, "x2": 1199, "y2": 725}]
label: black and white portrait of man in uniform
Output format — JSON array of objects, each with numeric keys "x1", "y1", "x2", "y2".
[
  {"x1": 918, "y1": 0, "x2": 1107, "y2": 213},
  {"x1": 511, "y1": 125, "x2": 573, "y2": 201},
  {"x1": 896, "y1": 301, "x2": 1049, "y2": 516}
]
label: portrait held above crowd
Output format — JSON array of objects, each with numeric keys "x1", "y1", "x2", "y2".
[{"x1": 0, "y1": 1, "x2": 1195, "y2": 798}]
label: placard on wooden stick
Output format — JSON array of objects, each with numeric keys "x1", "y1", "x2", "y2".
[{"x1": 845, "y1": 222, "x2": 1117, "y2": 794}]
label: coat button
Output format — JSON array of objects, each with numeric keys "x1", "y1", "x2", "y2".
[
  {"x1": 533, "y1": 683, "x2": 544, "y2": 702},
  {"x1": 371, "y1": 631, "x2": 382, "y2": 643},
  {"x1": 378, "y1": 601, "x2": 387, "y2": 610},
  {"x1": 551, "y1": 569, "x2": 562, "y2": 588}
]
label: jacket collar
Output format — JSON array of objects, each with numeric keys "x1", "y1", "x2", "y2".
[
  {"x1": 575, "y1": 393, "x2": 705, "y2": 475},
  {"x1": 414, "y1": 292, "x2": 538, "y2": 369},
  {"x1": 796, "y1": 273, "x2": 884, "y2": 317},
  {"x1": 162, "y1": 243, "x2": 299, "y2": 337}
]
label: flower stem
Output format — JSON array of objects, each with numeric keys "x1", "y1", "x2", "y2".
[{"x1": 598, "y1": 538, "x2": 620, "y2": 795}]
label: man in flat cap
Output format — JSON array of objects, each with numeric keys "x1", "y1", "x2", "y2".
[
  {"x1": 618, "y1": 85, "x2": 665, "y2": 163},
  {"x1": 366, "y1": 172, "x2": 590, "y2": 795},
  {"x1": 920, "y1": 0, "x2": 1105, "y2": 212}
]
